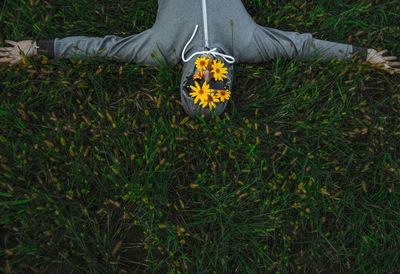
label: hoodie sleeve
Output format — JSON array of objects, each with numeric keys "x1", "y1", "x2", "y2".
[
  {"x1": 37, "y1": 29, "x2": 162, "y2": 65},
  {"x1": 240, "y1": 25, "x2": 367, "y2": 63}
]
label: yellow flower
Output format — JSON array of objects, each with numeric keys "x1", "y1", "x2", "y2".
[
  {"x1": 200, "y1": 93, "x2": 220, "y2": 111},
  {"x1": 193, "y1": 70, "x2": 204, "y2": 80},
  {"x1": 195, "y1": 56, "x2": 209, "y2": 71},
  {"x1": 189, "y1": 81, "x2": 211, "y2": 104},
  {"x1": 216, "y1": 89, "x2": 231, "y2": 102},
  {"x1": 211, "y1": 59, "x2": 228, "y2": 81}
]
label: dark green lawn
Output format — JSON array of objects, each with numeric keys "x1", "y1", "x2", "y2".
[{"x1": 1, "y1": 0, "x2": 399, "y2": 273}]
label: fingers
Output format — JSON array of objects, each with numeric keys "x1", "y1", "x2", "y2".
[
  {"x1": 0, "y1": 57, "x2": 13, "y2": 64},
  {"x1": 383, "y1": 56, "x2": 397, "y2": 61},
  {"x1": 377, "y1": 49, "x2": 388, "y2": 56},
  {"x1": 0, "y1": 47, "x2": 13, "y2": 52},
  {"x1": 388, "y1": 62, "x2": 400, "y2": 67},
  {"x1": 380, "y1": 64, "x2": 400, "y2": 74},
  {"x1": 0, "y1": 51, "x2": 10, "y2": 57},
  {"x1": 0, "y1": 57, "x2": 21, "y2": 66},
  {"x1": 5, "y1": 40, "x2": 18, "y2": 46},
  {"x1": 387, "y1": 68, "x2": 400, "y2": 75}
]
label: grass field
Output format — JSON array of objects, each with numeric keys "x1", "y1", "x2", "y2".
[{"x1": 1, "y1": 0, "x2": 400, "y2": 273}]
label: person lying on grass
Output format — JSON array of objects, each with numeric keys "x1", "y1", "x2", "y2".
[{"x1": 1, "y1": 0, "x2": 399, "y2": 119}]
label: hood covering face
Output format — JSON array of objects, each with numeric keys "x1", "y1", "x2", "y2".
[
  {"x1": 180, "y1": 0, "x2": 235, "y2": 119},
  {"x1": 180, "y1": 49, "x2": 234, "y2": 119}
]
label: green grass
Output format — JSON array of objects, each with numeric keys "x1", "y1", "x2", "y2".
[{"x1": 1, "y1": 0, "x2": 400, "y2": 273}]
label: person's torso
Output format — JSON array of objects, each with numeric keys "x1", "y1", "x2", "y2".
[{"x1": 151, "y1": 0, "x2": 258, "y2": 63}]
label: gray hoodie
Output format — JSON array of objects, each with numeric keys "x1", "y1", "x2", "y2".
[{"x1": 37, "y1": 0, "x2": 367, "y2": 64}]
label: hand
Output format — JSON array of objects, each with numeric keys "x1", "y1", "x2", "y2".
[
  {"x1": 367, "y1": 49, "x2": 400, "y2": 74},
  {"x1": 0, "y1": 40, "x2": 38, "y2": 66}
]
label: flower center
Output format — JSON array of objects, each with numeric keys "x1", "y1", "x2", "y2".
[
  {"x1": 221, "y1": 91, "x2": 225, "y2": 96},
  {"x1": 216, "y1": 69, "x2": 220, "y2": 73},
  {"x1": 200, "y1": 61, "x2": 205, "y2": 66},
  {"x1": 199, "y1": 89, "x2": 204, "y2": 94}
]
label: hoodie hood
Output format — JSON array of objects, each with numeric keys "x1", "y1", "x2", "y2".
[
  {"x1": 180, "y1": 47, "x2": 234, "y2": 119},
  {"x1": 179, "y1": 0, "x2": 236, "y2": 119}
]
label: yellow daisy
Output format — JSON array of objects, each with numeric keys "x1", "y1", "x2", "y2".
[
  {"x1": 211, "y1": 59, "x2": 228, "y2": 81},
  {"x1": 193, "y1": 70, "x2": 204, "y2": 80},
  {"x1": 200, "y1": 93, "x2": 220, "y2": 111},
  {"x1": 216, "y1": 89, "x2": 231, "y2": 102},
  {"x1": 195, "y1": 56, "x2": 209, "y2": 71},
  {"x1": 189, "y1": 81, "x2": 211, "y2": 104}
]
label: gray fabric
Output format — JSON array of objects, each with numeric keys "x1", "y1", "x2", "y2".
[{"x1": 53, "y1": 0, "x2": 357, "y2": 65}]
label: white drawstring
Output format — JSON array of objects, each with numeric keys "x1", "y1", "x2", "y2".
[{"x1": 181, "y1": 25, "x2": 236, "y2": 64}]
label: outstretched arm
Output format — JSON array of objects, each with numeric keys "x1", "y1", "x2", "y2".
[
  {"x1": 0, "y1": 29, "x2": 163, "y2": 66},
  {"x1": 241, "y1": 25, "x2": 399, "y2": 74}
]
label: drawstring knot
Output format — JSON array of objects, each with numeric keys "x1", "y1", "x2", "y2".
[{"x1": 181, "y1": 25, "x2": 236, "y2": 64}]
